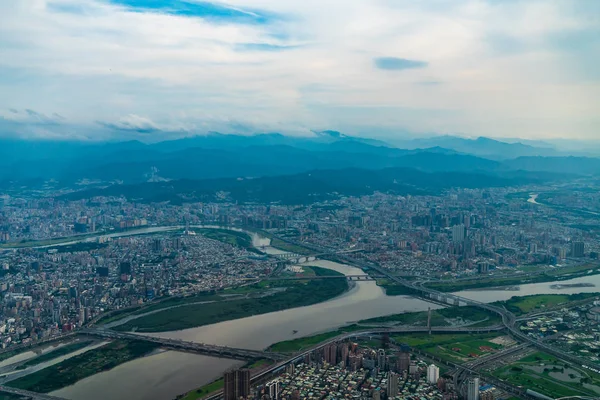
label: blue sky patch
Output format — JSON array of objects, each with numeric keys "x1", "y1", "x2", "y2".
[
  {"x1": 107, "y1": 0, "x2": 275, "y2": 24},
  {"x1": 374, "y1": 57, "x2": 428, "y2": 70}
]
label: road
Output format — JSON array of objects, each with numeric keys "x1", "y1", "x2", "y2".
[
  {"x1": 80, "y1": 329, "x2": 287, "y2": 361},
  {"x1": 276, "y1": 237, "x2": 600, "y2": 380},
  {"x1": 0, "y1": 386, "x2": 68, "y2": 400}
]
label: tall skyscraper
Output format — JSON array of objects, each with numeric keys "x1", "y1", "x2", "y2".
[
  {"x1": 223, "y1": 369, "x2": 250, "y2": 400},
  {"x1": 324, "y1": 343, "x2": 337, "y2": 365},
  {"x1": 467, "y1": 377, "x2": 480, "y2": 400},
  {"x1": 266, "y1": 380, "x2": 280, "y2": 400},
  {"x1": 387, "y1": 372, "x2": 399, "y2": 397},
  {"x1": 377, "y1": 349, "x2": 386, "y2": 371},
  {"x1": 452, "y1": 224, "x2": 466, "y2": 243},
  {"x1": 571, "y1": 241, "x2": 585, "y2": 257},
  {"x1": 398, "y1": 345, "x2": 410, "y2": 372},
  {"x1": 427, "y1": 364, "x2": 440, "y2": 384}
]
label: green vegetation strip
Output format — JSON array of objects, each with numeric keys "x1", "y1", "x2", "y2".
[
  {"x1": 270, "y1": 237, "x2": 312, "y2": 255},
  {"x1": 392, "y1": 333, "x2": 504, "y2": 364},
  {"x1": 181, "y1": 378, "x2": 224, "y2": 400},
  {"x1": 115, "y1": 267, "x2": 348, "y2": 332},
  {"x1": 7, "y1": 340, "x2": 159, "y2": 393},
  {"x1": 496, "y1": 293, "x2": 599, "y2": 316},
  {"x1": 359, "y1": 306, "x2": 501, "y2": 327},
  {"x1": 493, "y1": 352, "x2": 600, "y2": 398},
  {"x1": 426, "y1": 266, "x2": 600, "y2": 292},
  {"x1": 268, "y1": 325, "x2": 369, "y2": 353},
  {"x1": 97, "y1": 292, "x2": 223, "y2": 326},
  {"x1": 16, "y1": 340, "x2": 93, "y2": 370}
]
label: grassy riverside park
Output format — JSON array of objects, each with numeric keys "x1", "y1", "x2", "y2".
[
  {"x1": 424, "y1": 263, "x2": 600, "y2": 292},
  {"x1": 7, "y1": 340, "x2": 159, "y2": 393},
  {"x1": 15, "y1": 340, "x2": 94, "y2": 370},
  {"x1": 493, "y1": 351, "x2": 600, "y2": 398},
  {"x1": 115, "y1": 266, "x2": 348, "y2": 332},
  {"x1": 359, "y1": 306, "x2": 502, "y2": 327},
  {"x1": 496, "y1": 292, "x2": 599, "y2": 316}
]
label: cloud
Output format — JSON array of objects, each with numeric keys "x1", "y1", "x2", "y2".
[
  {"x1": 374, "y1": 57, "x2": 428, "y2": 71},
  {"x1": 0, "y1": 108, "x2": 64, "y2": 126},
  {"x1": 0, "y1": 0, "x2": 598, "y2": 140},
  {"x1": 97, "y1": 114, "x2": 162, "y2": 133}
]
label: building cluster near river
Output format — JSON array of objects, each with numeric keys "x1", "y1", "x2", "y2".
[{"x1": 1, "y1": 185, "x2": 600, "y2": 399}]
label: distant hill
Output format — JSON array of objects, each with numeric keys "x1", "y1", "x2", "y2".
[
  {"x1": 506, "y1": 156, "x2": 600, "y2": 175},
  {"x1": 0, "y1": 134, "x2": 595, "y2": 188},
  {"x1": 393, "y1": 136, "x2": 559, "y2": 159},
  {"x1": 62, "y1": 166, "x2": 555, "y2": 205}
]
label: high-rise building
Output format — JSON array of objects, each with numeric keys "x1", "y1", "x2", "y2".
[
  {"x1": 467, "y1": 377, "x2": 480, "y2": 400},
  {"x1": 377, "y1": 349, "x2": 386, "y2": 371},
  {"x1": 266, "y1": 380, "x2": 280, "y2": 400},
  {"x1": 387, "y1": 372, "x2": 399, "y2": 397},
  {"x1": 397, "y1": 345, "x2": 410, "y2": 372},
  {"x1": 223, "y1": 369, "x2": 250, "y2": 400},
  {"x1": 452, "y1": 224, "x2": 466, "y2": 243},
  {"x1": 571, "y1": 241, "x2": 585, "y2": 257},
  {"x1": 372, "y1": 388, "x2": 381, "y2": 400},
  {"x1": 324, "y1": 344, "x2": 337, "y2": 365},
  {"x1": 427, "y1": 364, "x2": 439, "y2": 384},
  {"x1": 477, "y1": 262, "x2": 489, "y2": 274}
]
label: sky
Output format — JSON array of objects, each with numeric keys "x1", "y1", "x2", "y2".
[{"x1": 0, "y1": 0, "x2": 599, "y2": 142}]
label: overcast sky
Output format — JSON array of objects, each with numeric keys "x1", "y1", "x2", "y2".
[{"x1": 0, "y1": 0, "x2": 599, "y2": 141}]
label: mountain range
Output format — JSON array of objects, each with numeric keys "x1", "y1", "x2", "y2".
[{"x1": 1, "y1": 131, "x2": 598, "y2": 203}]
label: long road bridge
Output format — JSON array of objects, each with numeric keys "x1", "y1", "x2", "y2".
[{"x1": 80, "y1": 329, "x2": 287, "y2": 361}]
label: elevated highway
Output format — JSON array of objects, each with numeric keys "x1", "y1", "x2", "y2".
[
  {"x1": 0, "y1": 386, "x2": 68, "y2": 400},
  {"x1": 81, "y1": 329, "x2": 286, "y2": 361},
  {"x1": 276, "y1": 237, "x2": 600, "y2": 378}
]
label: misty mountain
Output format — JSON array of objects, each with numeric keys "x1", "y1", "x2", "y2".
[
  {"x1": 506, "y1": 156, "x2": 600, "y2": 175},
  {"x1": 0, "y1": 134, "x2": 597, "y2": 187},
  {"x1": 392, "y1": 136, "x2": 559, "y2": 160},
  {"x1": 63, "y1": 166, "x2": 550, "y2": 205},
  {"x1": 0, "y1": 135, "x2": 501, "y2": 184}
]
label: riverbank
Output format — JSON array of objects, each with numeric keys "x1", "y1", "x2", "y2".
[
  {"x1": 114, "y1": 267, "x2": 349, "y2": 332},
  {"x1": 6, "y1": 340, "x2": 158, "y2": 393},
  {"x1": 425, "y1": 263, "x2": 600, "y2": 293}
]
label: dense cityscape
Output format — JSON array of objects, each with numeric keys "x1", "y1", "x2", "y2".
[{"x1": 0, "y1": 176, "x2": 600, "y2": 400}]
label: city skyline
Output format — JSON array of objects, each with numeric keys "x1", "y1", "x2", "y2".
[{"x1": 1, "y1": 0, "x2": 599, "y2": 141}]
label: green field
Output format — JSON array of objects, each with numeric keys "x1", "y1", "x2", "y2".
[
  {"x1": 7, "y1": 340, "x2": 159, "y2": 393},
  {"x1": 392, "y1": 333, "x2": 505, "y2": 364},
  {"x1": 270, "y1": 237, "x2": 312, "y2": 255},
  {"x1": 16, "y1": 340, "x2": 93, "y2": 370},
  {"x1": 359, "y1": 306, "x2": 501, "y2": 327},
  {"x1": 181, "y1": 378, "x2": 224, "y2": 400},
  {"x1": 97, "y1": 292, "x2": 224, "y2": 326},
  {"x1": 268, "y1": 325, "x2": 368, "y2": 353},
  {"x1": 246, "y1": 359, "x2": 272, "y2": 369},
  {"x1": 493, "y1": 352, "x2": 600, "y2": 398},
  {"x1": 115, "y1": 267, "x2": 348, "y2": 332},
  {"x1": 497, "y1": 293, "x2": 599, "y2": 316}
]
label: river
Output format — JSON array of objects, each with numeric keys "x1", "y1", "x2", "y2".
[
  {"x1": 52, "y1": 234, "x2": 437, "y2": 400},
  {"x1": 48, "y1": 229, "x2": 600, "y2": 400}
]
